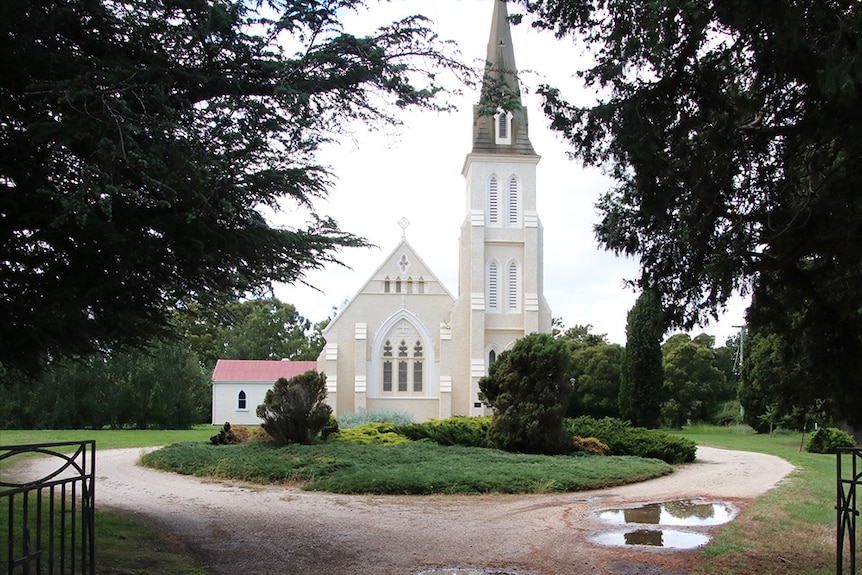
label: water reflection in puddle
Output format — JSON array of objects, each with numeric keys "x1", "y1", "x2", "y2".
[
  {"x1": 591, "y1": 528, "x2": 711, "y2": 549},
  {"x1": 597, "y1": 499, "x2": 736, "y2": 526},
  {"x1": 591, "y1": 499, "x2": 735, "y2": 549}
]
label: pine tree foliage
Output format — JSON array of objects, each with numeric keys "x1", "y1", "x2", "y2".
[
  {"x1": 0, "y1": 0, "x2": 465, "y2": 372},
  {"x1": 479, "y1": 332, "x2": 574, "y2": 455},
  {"x1": 257, "y1": 370, "x2": 332, "y2": 445},
  {"x1": 524, "y1": 0, "x2": 862, "y2": 426}
]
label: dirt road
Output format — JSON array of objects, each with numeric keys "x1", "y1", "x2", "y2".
[{"x1": 20, "y1": 446, "x2": 794, "y2": 575}]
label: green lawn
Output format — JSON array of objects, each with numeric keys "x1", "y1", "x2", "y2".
[
  {"x1": 1, "y1": 426, "x2": 215, "y2": 575},
  {"x1": 673, "y1": 425, "x2": 849, "y2": 575},
  {"x1": 141, "y1": 440, "x2": 673, "y2": 494},
  {"x1": 0, "y1": 426, "x2": 214, "y2": 450}
]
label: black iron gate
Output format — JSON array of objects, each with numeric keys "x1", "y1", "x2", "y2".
[
  {"x1": 838, "y1": 447, "x2": 861, "y2": 575},
  {"x1": 0, "y1": 441, "x2": 95, "y2": 575}
]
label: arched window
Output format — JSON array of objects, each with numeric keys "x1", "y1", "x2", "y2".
[
  {"x1": 395, "y1": 278, "x2": 402, "y2": 293},
  {"x1": 507, "y1": 260, "x2": 520, "y2": 312},
  {"x1": 237, "y1": 390, "x2": 247, "y2": 410},
  {"x1": 487, "y1": 260, "x2": 499, "y2": 311},
  {"x1": 397, "y1": 340, "x2": 409, "y2": 392},
  {"x1": 382, "y1": 340, "x2": 393, "y2": 392},
  {"x1": 384, "y1": 277, "x2": 391, "y2": 293},
  {"x1": 489, "y1": 350, "x2": 496, "y2": 365},
  {"x1": 488, "y1": 176, "x2": 499, "y2": 225},
  {"x1": 507, "y1": 176, "x2": 520, "y2": 225},
  {"x1": 378, "y1": 324, "x2": 426, "y2": 397},
  {"x1": 413, "y1": 341, "x2": 424, "y2": 392},
  {"x1": 494, "y1": 110, "x2": 513, "y2": 145}
]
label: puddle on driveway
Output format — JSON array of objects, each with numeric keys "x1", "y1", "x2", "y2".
[
  {"x1": 597, "y1": 499, "x2": 736, "y2": 527},
  {"x1": 591, "y1": 528, "x2": 711, "y2": 549},
  {"x1": 591, "y1": 499, "x2": 735, "y2": 549}
]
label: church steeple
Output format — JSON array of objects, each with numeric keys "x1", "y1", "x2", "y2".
[{"x1": 472, "y1": 0, "x2": 535, "y2": 155}]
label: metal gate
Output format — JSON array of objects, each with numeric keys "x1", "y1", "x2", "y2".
[
  {"x1": 0, "y1": 441, "x2": 95, "y2": 575},
  {"x1": 838, "y1": 447, "x2": 861, "y2": 575}
]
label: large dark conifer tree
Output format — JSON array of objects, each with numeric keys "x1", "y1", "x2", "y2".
[{"x1": 0, "y1": 0, "x2": 463, "y2": 372}]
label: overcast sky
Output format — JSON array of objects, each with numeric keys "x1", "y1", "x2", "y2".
[{"x1": 271, "y1": 0, "x2": 749, "y2": 345}]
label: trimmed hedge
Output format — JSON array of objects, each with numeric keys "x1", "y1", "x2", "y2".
[
  {"x1": 394, "y1": 415, "x2": 695, "y2": 465},
  {"x1": 565, "y1": 416, "x2": 696, "y2": 464},
  {"x1": 395, "y1": 416, "x2": 493, "y2": 448}
]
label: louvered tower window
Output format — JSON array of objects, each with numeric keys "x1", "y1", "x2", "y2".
[
  {"x1": 507, "y1": 176, "x2": 519, "y2": 225},
  {"x1": 507, "y1": 260, "x2": 519, "y2": 311},
  {"x1": 487, "y1": 260, "x2": 499, "y2": 311},
  {"x1": 488, "y1": 176, "x2": 499, "y2": 225}
]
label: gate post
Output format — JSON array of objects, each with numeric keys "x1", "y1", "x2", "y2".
[{"x1": 838, "y1": 447, "x2": 861, "y2": 575}]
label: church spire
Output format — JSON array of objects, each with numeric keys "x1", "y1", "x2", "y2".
[{"x1": 471, "y1": 0, "x2": 535, "y2": 155}]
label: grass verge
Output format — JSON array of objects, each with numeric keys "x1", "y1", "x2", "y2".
[
  {"x1": 141, "y1": 440, "x2": 674, "y2": 494},
  {"x1": 1, "y1": 427, "x2": 214, "y2": 574},
  {"x1": 674, "y1": 425, "x2": 849, "y2": 575}
]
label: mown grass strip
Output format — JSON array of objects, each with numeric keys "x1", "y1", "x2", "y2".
[
  {"x1": 675, "y1": 426, "x2": 846, "y2": 575},
  {"x1": 140, "y1": 440, "x2": 673, "y2": 494}
]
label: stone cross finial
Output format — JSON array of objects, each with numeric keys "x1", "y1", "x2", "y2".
[{"x1": 398, "y1": 217, "x2": 410, "y2": 240}]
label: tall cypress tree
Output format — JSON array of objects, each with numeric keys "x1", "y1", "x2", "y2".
[{"x1": 619, "y1": 289, "x2": 664, "y2": 428}]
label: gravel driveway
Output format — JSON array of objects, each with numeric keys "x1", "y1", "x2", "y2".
[{"x1": 20, "y1": 446, "x2": 794, "y2": 575}]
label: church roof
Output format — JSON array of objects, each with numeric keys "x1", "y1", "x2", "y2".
[
  {"x1": 472, "y1": 0, "x2": 535, "y2": 155},
  {"x1": 211, "y1": 359, "x2": 318, "y2": 383}
]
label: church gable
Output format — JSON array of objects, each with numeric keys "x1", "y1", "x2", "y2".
[{"x1": 329, "y1": 239, "x2": 454, "y2": 325}]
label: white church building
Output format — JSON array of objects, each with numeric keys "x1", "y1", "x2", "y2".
[{"x1": 212, "y1": 0, "x2": 552, "y2": 425}]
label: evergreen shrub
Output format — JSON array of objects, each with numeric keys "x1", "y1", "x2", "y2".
[
  {"x1": 572, "y1": 436, "x2": 609, "y2": 455},
  {"x1": 565, "y1": 416, "x2": 696, "y2": 464},
  {"x1": 256, "y1": 371, "x2": 332, "y2": 445},
  {"x1": 337, "y1": 408, "x2": 415, "y2": 428},
  {"x1": 333, "y1": 422, "x2": 412, "y2": 445},
  {"x1": 210, "y1": 422, "x2": 248, "y2": 445},
  {"x1": 248, "y1": 426, "x2": 272, "y2": 442},
  {"x1": 396, "y1": 416, "x2": 493, "y2": 448},
  {"x1": 805, "y1": 427, "x2": 857, "y2": 454}
]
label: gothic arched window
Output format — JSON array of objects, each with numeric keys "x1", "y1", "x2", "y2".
[
  {"x1": 379, "y1": 327, "x2": 426, "y2": 397},
  {"x1": 237, "y1": 390, "x2": 247, "y2": 410},
  {"x1": 382, "y1": 340, "x2": 393, "y2": 392}
]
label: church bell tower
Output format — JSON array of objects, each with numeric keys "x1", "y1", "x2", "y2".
[{"x1": 452, "y1": 0, "x2": 552, "y2": 416}]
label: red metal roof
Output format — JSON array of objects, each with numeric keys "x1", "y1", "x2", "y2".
[{"x1": 211, "y1": 359, "x2": 318, "y2": 382}]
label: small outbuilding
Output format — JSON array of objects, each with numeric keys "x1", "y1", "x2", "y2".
[{"x1": 211, "y1": 359, "x2": 317, "y2": 426}]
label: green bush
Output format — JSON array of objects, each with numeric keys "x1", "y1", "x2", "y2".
[
  {"x1": 337, "y1": 408, "x2": 415, "y2": 428},
  {"x1": 333, "y1": 422, "x2": 412, "y2": 445},
  {"x1": 479, "y1": 333, "x2": 574, "y2": 455},
  {"x1": 395, "y1": 416, "x2": 493, "y2": 447},
  {"x1": 256, "y1": 371, "x2": 332, "y2": 445},
  {"x1": 210, "y1": 422, "x2": 248, "y2": 445},
  {"x1": 565, "y1": 416, "x2": 696, "y2": 464},
  {"x1": 572, "y1": 436, "x2": 609, "y2": 455},
  {"x1": 805, "y1": 427, "x2": 857, "y2": 454}
]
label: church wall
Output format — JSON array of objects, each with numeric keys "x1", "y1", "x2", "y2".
[{"x1": 319, "y1": 254, "x2": 457, "y2": 421}]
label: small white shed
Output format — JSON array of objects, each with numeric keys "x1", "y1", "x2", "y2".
[{"x1": 211, "y1": 359, "x2": 318, "y2": 426}]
